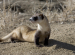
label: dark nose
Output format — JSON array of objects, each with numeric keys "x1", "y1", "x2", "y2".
[{"x1": 29, "y1": 18, "x2": 33, "y2": 21}]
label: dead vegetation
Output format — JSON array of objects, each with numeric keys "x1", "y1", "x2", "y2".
[
  {"x1": 0, "y1": 0, "x2": 75, "y2": 29},
  {"x1": 37, "y1": 0, "x2": 75, "y2": 23},
  {"x1": 0, "y1": 0, "x2": 75, "y2": 34}
]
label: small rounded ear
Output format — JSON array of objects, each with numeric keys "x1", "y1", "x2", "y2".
[{"x1": 39, "y1": 14, "x2": 44, "y2": 20}]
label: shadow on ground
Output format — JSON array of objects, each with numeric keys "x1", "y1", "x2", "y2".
[{"x1": 48, "y1": 39, "x2": 75, "y2": 51}]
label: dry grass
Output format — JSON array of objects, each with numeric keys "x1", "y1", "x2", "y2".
[
  {"x1": 37, "y1": 0, "x2": 75, "y2": 23},
  {"x1": 0, "y1": 0, "x2": 19, "y2": 31},
  {"x1": 0, "y1": 0, "x2": 75, "y2": 29}
]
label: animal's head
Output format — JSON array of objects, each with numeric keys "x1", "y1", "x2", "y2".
[{"x1": 29, "y1": 14, "x2": 46, "y2": 24}]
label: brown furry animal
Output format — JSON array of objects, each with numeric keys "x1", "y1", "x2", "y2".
[{"x1": 0, "y1": 14, "x2": 51, "y2": 47}]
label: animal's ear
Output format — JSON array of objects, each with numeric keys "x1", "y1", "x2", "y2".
[{"x1": 39, "y1": 14, "x2": 44, "y2": 20}]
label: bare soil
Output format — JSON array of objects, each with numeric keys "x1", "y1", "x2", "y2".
[{"x1": 0, "y1": 23, "x2": 75, "y2": 55}]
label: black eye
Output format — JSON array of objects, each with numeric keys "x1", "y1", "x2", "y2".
[
  {"x1": 33, "y1": 17, "x2": 38, "y2": 21},
  {"x1": 39, "y1": 14, "x2": 44, "y2": 20}
]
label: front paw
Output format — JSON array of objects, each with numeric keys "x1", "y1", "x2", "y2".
[
  {"x1": 11, "y1": 40, "x2": 16, "y2": 43},
  {"x1": 36, "y1": 45, "x2": 43, "y2": 47},
  {"x1": 44, "y1": 43, "x2": 48, "y2": 46}
]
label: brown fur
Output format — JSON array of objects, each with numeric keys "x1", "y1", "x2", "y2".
[{"x1": 0, "y1": 14, "x2": 51, "y2": 46}]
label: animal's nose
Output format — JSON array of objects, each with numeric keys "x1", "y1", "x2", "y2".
[
  {"x1": 29, "y1": 19, "x2": 32, "y2": 21},
  {"x1": 29, "y1": 17, "x2": 33, "y2": 21}
]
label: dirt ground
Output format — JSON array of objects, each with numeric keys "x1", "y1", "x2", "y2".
[
  {"x1": 0, "y1": 0, "x2": 75, "y2": 55},
  {"x1": 0, "y1": 23, "x2": 75, "y2": 55}
]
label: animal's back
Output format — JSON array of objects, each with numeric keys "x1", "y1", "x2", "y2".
[{"x1": 19, "y1": 25, "x2": 36, "y2": 42}]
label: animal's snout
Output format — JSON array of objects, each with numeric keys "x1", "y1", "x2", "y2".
[
  {"x1": 29, "y1": 18, "x2": 32, "y2": 21},
  {"x1": 29, "y1": 17, "x2": 33, "y2": 21},
  {"x1": 29, "y1": 17, "x2": 38, "y2": 21}
]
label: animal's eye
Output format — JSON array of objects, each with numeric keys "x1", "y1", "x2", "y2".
[
  {"x1": 33, "y1": 17, "x2": 38, "y2": 21},
  {"x1": 39, "y1": 14, "x2": 44, "y2": 20}
]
